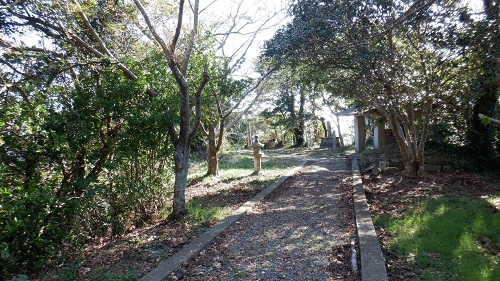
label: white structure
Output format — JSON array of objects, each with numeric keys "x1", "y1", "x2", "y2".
[
  {"x1": 373, "y1": 124, "x2": 386, "y2": 149},
  {"x1": 336, "y1": 106, "x2": 388, "y2": 153}
]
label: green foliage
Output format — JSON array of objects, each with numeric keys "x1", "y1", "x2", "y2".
[
  {"x1": 376, "y1": 197, "x2": 500, "y2": 280},
  {"x1": 258, "y1": 67, "x2": 317, "y2": 147},
  {"x1": 0, "y1": 0, "x2": 221, "y2": 277},
  {"x1": 262, "y1": 0, "x2": 499, "y2": 176},
  {"x1": 0, "y1": 55, "x2": 176, "y2": 278},
  {"x1": 0, "y1": 181, "x2": 70, "y2": 275}
]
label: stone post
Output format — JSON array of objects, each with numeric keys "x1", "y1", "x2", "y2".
[
  {"x1": 251, "y1": 135, "x2": 264, "y2": 175},
  {"x1": 332, "y1": 129, "x2": 337, "y2": 151},
  {"x1": 354, "y1": 115, "x2": 366, "y2": 153},
  {"x1": 374, "y1": 123, "x2": 386, "y2": 149},
  {"x1": 326, "y1": 121, "x2": 332, "y2": 137}
]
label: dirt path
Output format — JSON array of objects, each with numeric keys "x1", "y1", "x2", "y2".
[{"x1": 169, "y1": 154, "x2": 359, "y2": 280}]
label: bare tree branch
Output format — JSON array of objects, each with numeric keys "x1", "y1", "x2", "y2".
[
  {"x1": 68, "y1": 31, "x2": 143, "y2": 83},
  {"x1": 189, "y1": 65, "x2": 210, "y2": 139},
  {"x1": 225, "y1": 65, "x2": 278, "y2": 119},
  {"x1": 133, "y1": 0, "x2": 187, "y2": 93},
  {"x1": 171, "y1": 0, "x2": 184, "y2": 54},
  {"x1": 133, "y1": 0, "x2": 172, "y2": 59},
  {"x1": 199, "y1": 0, "x2": 219, "y2": 14},
  {"x1": 181, "y1": 0, "x2": 199, "y2": 75}
]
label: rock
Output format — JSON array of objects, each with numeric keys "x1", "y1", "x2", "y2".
[
  {"x1": 384, "y1": 167, "x2": 400, "y2": 174},
  {"x1": 425, "y1": 164, "x2": 442, "y2": 172},
  {"x1": 442, "y1": 165, "x2": 453, "y2": 172},
  {"x1": 371, "y1": 167, "x2": 381, "y2": 176}
]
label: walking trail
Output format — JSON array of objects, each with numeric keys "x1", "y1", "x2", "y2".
[{"x1": 168, "y1": 153, "x2": 358, "y2": 280}]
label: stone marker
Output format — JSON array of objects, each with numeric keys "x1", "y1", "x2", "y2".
[
  {"x1": 384, "y1": 167, "x2": 400, "y2": 174},
  {"x1": 251, "y1": 136, "x2": 264, "y2": 175},
  {"x1": 379, "y1": 161, "x2": 389, "y2": 170}
]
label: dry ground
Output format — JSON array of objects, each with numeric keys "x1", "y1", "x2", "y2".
[{"x1": 34, "y1": 149, "x2": 358, "y2": 281}]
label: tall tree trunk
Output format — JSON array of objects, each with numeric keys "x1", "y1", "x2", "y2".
[
  {"x1": 321, "y1": 118, "x2": 328, "y2": 137},
  {"x1": 298, "y1": 87, "x2": 306, "y2": 146},
  {"x1": 246, "y1": 122, "x2": 251, "y2": 148},
  {"x1": 388, "y1": 114, "x2": 422, "y2": 178},
  {"x1": 171, "y1": 143, "x2": 190, "y2": 218},
  {"x1": 292, "y1": 87, "x2": 306, "y2": 147},
  {"x1": 293, "y1": 128, "x2": 305, "y2": 147},
  {"x1": 207, "y1": 126, "x2": 219, "y2": 176}
]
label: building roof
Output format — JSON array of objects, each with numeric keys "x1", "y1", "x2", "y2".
[{"x1": 335, "y1": 106, "x2": 363, "y2": 116}]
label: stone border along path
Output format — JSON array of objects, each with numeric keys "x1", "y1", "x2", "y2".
[
  {"x1": 351, "y1": 157, "x2": 389, "y2": 281},
  {"x1": 139, "y1": 160, "x2": 308, "y2": 281}
]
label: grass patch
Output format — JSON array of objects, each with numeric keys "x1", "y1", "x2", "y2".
[
  {"x1": 376, "y1": 197, "x2": 500, "y2": 280},
  {"x1": 187, "y1": 199, "x2": 228, "y2": 226},
  {"x1": 188, "y1": 149, "x2": 302, "y2": 184}
]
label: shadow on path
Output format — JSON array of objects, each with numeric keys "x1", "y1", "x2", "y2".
[{"x1": 170, "y1": 154, "x2": 359, "y2": 281}]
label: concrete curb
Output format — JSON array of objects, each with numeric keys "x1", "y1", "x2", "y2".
[
  {"x1": 139, "y1": 160, "x2": 308, "y2": 281},
  {"x1": 351, "y1": 157, "x2": 389, "y2": 281}
]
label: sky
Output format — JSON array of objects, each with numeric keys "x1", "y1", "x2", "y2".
[{"x1": 200, "y1": 0, "x2": 289, "y2": 76}]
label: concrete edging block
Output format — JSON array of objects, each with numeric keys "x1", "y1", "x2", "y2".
[
  {"x1": 352, "y1": 158, "x2": 389, "y2": 281},
  {"x1": 139, "y1": 160, "x2": 308, "y2": 281}
]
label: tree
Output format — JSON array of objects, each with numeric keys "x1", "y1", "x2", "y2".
[
  {"x1": 466, "y1": 0, "x2": 500, "y2": 162},
  {"x1": 196, "y1": 0, "x2": 283, "y2": 176},
  {"x1": 263, "y1": 0, "x2": 468, "y2": 177},
  {"x1": 200, "y1": 60, "x2": 274, "y2": 175},
  {"x1": 260, "y1": 67, "x2": 314, "y2": 147},
  {"x1": 0, "y1": 1, "x2": 211, "y2": 271},
  {"x1": 0, "y1": 1, "x2": 218, "y2": 275},
  {"x1": 127, "y1": 0, "x2": 210, "y2": 218}
]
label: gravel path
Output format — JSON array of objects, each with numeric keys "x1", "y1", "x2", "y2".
[{"x1": 169, "y1": 154, "x2": 358, "y2": 281}]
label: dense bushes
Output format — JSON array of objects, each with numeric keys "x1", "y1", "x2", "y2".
[{"x1": 0, "y1": 64, "x2": 175, "y2": 278}]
